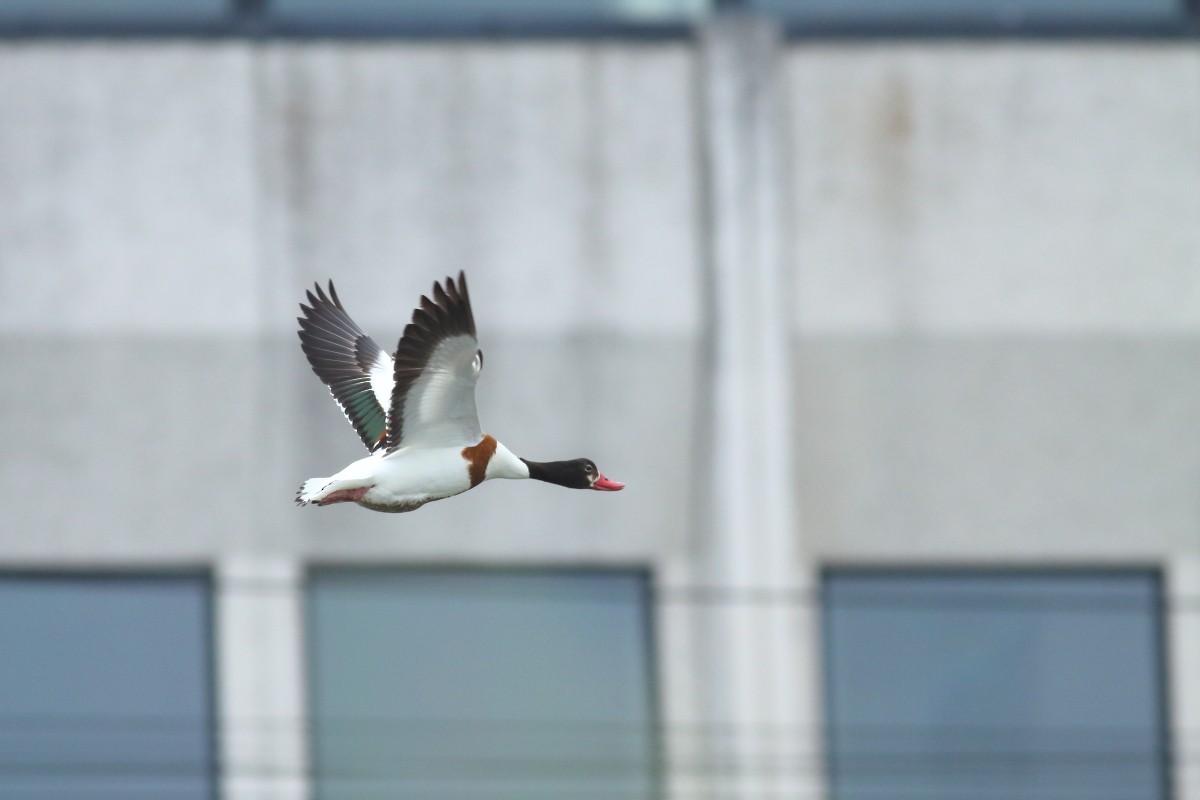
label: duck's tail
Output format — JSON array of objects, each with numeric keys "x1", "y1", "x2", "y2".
[{"x1": 295, "y1": 477, "x2": 331, "y2": 506}]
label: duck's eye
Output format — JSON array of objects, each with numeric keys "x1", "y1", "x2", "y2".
[{"x1": 585, "y1": 463, "x2": 595, "y2": 474}]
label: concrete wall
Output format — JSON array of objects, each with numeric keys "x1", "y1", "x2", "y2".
[
  {"x1": 0, "y1": 41, "x2": 703, "y2": 799},
  {"x1": 787, "y1": 46, "x2": 1200, "y2": 561},
  {"x1": 0, "y1": 42, "x2": 700, "y2": 564},
  {"x1": 2, "y1": 33, "x2": 1199, "y2": 800},
  {"x1": 784, "y1": 44, "x2": 1200, "y2": 799}
]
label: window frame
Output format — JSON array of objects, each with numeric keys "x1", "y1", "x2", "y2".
[
  {"x1": 819, "y1": 565, "x2": 1173, "y2": 800},
  {"x1": 0, "y1": 0, "x2": 695, "y2": 40},
  {"x1": 771, "y1": 0, "x2": 1200, "y2": 40},
  {"x1": 0, "y1": 0, "x2": 1197, "y2": 39},
  {"x1": 302, "y1": 563, "x2": 663, "y2": 800},
  {"x1": 0, "y1": 568, "x2": 219, "y2": 800}
]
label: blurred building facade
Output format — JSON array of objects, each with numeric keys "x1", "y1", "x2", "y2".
[{"x1": 1, "y1": 2, "x2": 1199, "y2": 799}]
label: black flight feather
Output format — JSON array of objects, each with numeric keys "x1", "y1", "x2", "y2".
[
  {"x1": 387, "y1": 271, "x2": 477, "y2": 452},
  {"x1": 297, "y1": 281, "x2": 390, "y2": 452}
]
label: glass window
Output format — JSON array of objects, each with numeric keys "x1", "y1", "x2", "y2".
[
  {"x1": 752, "y1": 0, "x2": 1185, "y2": 30},
  {"x1": 0, "y1": 573, "x2": 214, "y2": 800},
  {"x1": 308, "y1": 569, "x2": 657, "y2": 800},
  {"x1": 822, "y1": 570, "x2": 1168, "y2": 800},
  {"x1": 0, "y1": 0, "x2": 228, "y2": 25},
  {"x1": 269, "y1": 0, "x2": 704, "y2": 29},
  {"x1": 0, "y1": 0, "x2": 1189, "y2": 34}
]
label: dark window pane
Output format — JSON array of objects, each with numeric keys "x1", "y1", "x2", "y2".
[
  {"x1": 752, "y1": 0, "x2": 1184, "y2": 27},
  {"x1": 270, "y1": 0, "x2": 704, "y2": 26},
  {"x1": 822, "y1": 571, "x2": 1167, "y2": 800},
  {"x1": 0, "y1": 574, "x2": 214, "y2": 800},
  {"x1": 0, "y1": 0, "x2": 228, "y2": 24},
  {"x1": 308, "y1": 570, "x2": 656, "y2": 800}
]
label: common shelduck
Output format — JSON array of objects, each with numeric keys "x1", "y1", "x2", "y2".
[{"x1": 295, "y1": 272, "x2": 624, "y2": 512}]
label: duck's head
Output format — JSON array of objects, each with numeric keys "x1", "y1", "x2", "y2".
[{"x1": 521, "y1": 458, "x2": 625, "y2": 491}]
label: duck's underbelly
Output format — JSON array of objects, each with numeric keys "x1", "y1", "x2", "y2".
[
  {"x1": 355, "y1": 495, "x2": 437, "y2": 514},
  {"x1": 355, "y1": 447, "x2": 474, "y2": 513}
]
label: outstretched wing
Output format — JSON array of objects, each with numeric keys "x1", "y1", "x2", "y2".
[
  {"x1": 387, "y1": 272, "x2": 484, "y2": 452},
  {"x1": 297, "y1": 281, "x2": 393, "y2": 452}
]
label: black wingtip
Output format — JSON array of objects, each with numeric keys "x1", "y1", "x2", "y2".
[
  {"x1": 387, "y1": 271, "x2": 479, "y2": 452},
  {"x1": 431, "y1": 281, "x2": 450, "y2": 311},
  {"x1": 304, "y1": 280, "x2": 344, "y2": 312},
  {"x1": 296, "y1": 280, "x2": 390, "y2": 453}
]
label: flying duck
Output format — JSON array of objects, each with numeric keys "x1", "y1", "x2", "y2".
[{"x1": 295, "y1": 272, "x2": 624, "y2": 512}]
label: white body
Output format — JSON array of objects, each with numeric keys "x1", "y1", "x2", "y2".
[{"x1": 297, "y1": 440, "x2": 529, "y2": 513}]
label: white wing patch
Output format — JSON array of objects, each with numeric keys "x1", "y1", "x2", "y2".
[
  {"x1": 393, "y1": 334, "x2": 483, "y2": 450},
  {"x1": 368, "y1": 350, "x2": 394, "y2": 416}
]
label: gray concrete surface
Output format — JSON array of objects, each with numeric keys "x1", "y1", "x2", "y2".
[
  {"x1": 788, "y1": 45, "x2": 1200, "y2": 335},
  {"x1": 1, "y1": 33, "x2": 1198, "y2": 800}
]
